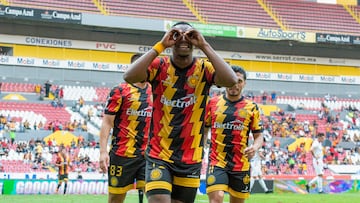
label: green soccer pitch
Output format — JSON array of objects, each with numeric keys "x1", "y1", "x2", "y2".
[{"x1": 0, "y1": 193, "x2": 359, "y2": 203}]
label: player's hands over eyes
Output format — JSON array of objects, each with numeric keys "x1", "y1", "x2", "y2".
[
  {"x1": 184, "y1": 29, "x2": 206, "y2": 49},
  {"x1": 160, "y1": 28, "x2": 180, "y2": 48},
  {"x1": 160, "y1": 28, "x2": 207, "y2": 49},
  {"x1": 99, "y1": 151, "x2": 109, "y2": 173}
]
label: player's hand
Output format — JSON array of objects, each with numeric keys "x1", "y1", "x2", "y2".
[
  {"x1": 160, "y1": 28, "x2": 180, "y2": 48},
  {"x1": 244, "y1": 146, "x2": 256, "y2": 160},
  {"x1": 184, "y1": 29, "x2": 207, "y2": 49},
  {"x1": 99, "y1": 151, "x2": 109, "y2": 173}
]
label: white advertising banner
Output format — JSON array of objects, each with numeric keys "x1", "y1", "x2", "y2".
[
  {"x1": 1, "y1": 34, "x2": 360, "y2": 67},
  {"x1": 1, "y1": 55, "x2": 360, "y2": 85}
]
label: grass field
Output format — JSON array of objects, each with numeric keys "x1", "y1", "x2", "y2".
[{"x1": 0, "y1": 193, "x2": 359, "y2": 203}]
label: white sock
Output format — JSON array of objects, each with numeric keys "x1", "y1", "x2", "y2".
[
  {"x1": 259, "y1": 178, "x2": 268, "y2": 192},
  {"x1": 308, "y1": 176, "x2": 317, "y2": 186},
  {"x1": 317, "y1": 177, "x2": 323, "y2": 192},
  {"x1": 250, "y1": 178, "x2": 255, "y2": 191}
]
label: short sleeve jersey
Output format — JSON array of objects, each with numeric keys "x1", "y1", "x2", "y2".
[
  {"x1": 104, "y1": 83, "x2": 153, "y2": 157},
  {"x1": 146, "y1": 56, "x2": 215, "y2": 164},
  {"x1": 311, "y1": 139, "x2": 323, "y2": 160},
  {"x1": 205, "y1": 95, "x2": 263, "y2": 171}
]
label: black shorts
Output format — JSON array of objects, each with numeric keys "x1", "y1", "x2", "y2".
[
  {"x1": 206, "y1": 165, "x2": 250, "y2": 199},
  {"x1": 58, "y1": 174, "x2": 68, "y2": 182},
  {"x1": 145, "y1": 156, "x2": 201, "y2": 203},
  {"x1": 108, "y1": 154, "x2": 146, "y2": 194}
]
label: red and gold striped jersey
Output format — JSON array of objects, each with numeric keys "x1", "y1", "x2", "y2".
[
  {"x1": 105, "y1": 82, "x2": 153, "y2": 157},
  {"x1": 56, "y1": 154, "x2": 71, "y2": 175},
  {"x1": 146, "y1": 56, "x2": 215, "y2": 164},
  {"x1": 205, "y1": 94, "x2": 263, "y2": 171}
]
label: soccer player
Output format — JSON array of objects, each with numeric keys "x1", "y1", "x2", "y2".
[
  {"x1": 123, "y1": 21, "x2": 237, "y2": 203},
  {"x1": 249, "y1": 148, "x2": 272, "y2": 193},
  {"x1": 306, "y1": 132, "x2": 326, "y2": 194},
  {"x1": 55, "y1": 147, "x2": 71, "y2": 195},
  {"x1": 99, "y1": 53, "x2": 153, "y2": 203},
  {"x1": 205, "y1": 65, "x2": 264, "y2": 203}
]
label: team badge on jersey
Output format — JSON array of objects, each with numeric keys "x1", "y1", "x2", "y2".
[
  {"x1": 187, "y1": 75, "x2": 199, "y2": 88},
  {"x1": 150, "y1": 168, "x2": 162, "y2": 180},
  {"x1": 238, "y1": 109, "x2": 248, "y2": 118}
]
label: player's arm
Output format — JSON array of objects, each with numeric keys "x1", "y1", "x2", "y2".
[
  {"x1": 259, "y1": 150, "x2": 266, "y2": 160},
  {"x1": 245, "y1": 132, "x2": 264, "y2": 160},
  {"x1": 99, "y1": 114, "x2": 115, "y2": 173},
  {"x1": 310, "y1": 142, "x2": 317, "y2": 159},
  {"x1": 123, "y1": 51, "x2": 155, "y2": 83},
  {"x1": 124, "y1": 28, "x2": 177, "y2": 83},
  {"x1": 55, "y1": 158, "x2": 61, "y2": 167},
  {"x1": 204, "y1": 127, "x2": 210, "y2": 148}
]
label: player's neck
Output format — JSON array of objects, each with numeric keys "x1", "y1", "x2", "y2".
[
  {"x1": 226, "y1": 94, "x2": 242, "y2": 102},
  {"x1": 133, "y1": 82, "x2": 147, "y2": 89}
]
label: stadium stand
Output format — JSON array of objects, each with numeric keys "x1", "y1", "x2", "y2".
[
  {"x1": 102, "y1": 0, "x2": 198, "y2": 21},
  {"x1": 192, "y1": 0, "x2": 279, "y2": 28},
  {"x1": 7, "y1": 0, "x2": 100, "y2": 14},
  {"x1": 267, "y1": 0, "x2": 360, "y2": 34},
  {"x1": 3, "y1": 0, "x2": 360, "y2": 34},
  {"x1": 1, "y1": 0, "x2": 360, "y2": 190}
]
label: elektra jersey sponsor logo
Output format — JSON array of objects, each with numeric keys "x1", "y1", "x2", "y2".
[
  {"x1": 126, "y1": 107, "x2": 152, "y2": 117},
  {"x1": 213, "y1": 120, "x2": 244, "y2": 130},
  {"x1": 160, "y1": 94, "x2": 196, "y2": 108}
]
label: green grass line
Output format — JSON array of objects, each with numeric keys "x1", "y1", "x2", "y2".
[{"x1": 0, "y1": 193, "x2": 359, "y2": 203}]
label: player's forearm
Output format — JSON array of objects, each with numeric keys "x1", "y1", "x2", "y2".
[
  {"x1": 123, "y1": 48, "x2": 157, "y2": 83},
  {"x1": 252, "y1": 134, "x2": 264, "y2": 151},
  {"x1": 200, "y1": 43, "x2": 237, "y2": 87},
  {"x1": 99, "y1": 124, "x2": 111, "y2": 153}
]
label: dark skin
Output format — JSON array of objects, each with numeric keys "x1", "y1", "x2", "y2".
[
  {"x1": 123, "y1": 24, "x2": 237, "y2": 87},
  {"x1": 123, "y1": 23, "x2": 237, "y2": 203}
]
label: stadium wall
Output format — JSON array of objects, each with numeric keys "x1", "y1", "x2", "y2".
[
  {"x1": 2, "y1": 39, "x2": 360, "y2": 77},
  {"x1": 1, "y1": 172, "x2": 359, "y2": 195}
]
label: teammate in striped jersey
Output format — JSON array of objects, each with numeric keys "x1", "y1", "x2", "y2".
[
  {"x1": 100, "y1": 53, "x2": 153, "y2": 203},
  {"x1": 205, "y1": 65, "x2": 264, "y2": 203},
  {"x1": 55, "y1": 147, "x2": 71, "y2": 195}
]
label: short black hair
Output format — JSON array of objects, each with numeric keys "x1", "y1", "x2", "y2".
[
  {"x1": 231, "y1": 65, "x2": 247, "y2": 80},
  {"x1": 131, "y1": 53, "x2": 143, "y2": 63},
  {"x1": 172, "y1": 21, "x2": 193, "y2": 28},
  {"x1": 317, "y1": 132, "x2": 325, "y2": 137}
]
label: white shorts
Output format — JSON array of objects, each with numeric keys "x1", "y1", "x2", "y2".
[
  {"x1": 313, "y1": 158, "x2": 324, "y2": 175},
  {"x1": 251, "y1": 161, "x2": 262, "y2": 177}
]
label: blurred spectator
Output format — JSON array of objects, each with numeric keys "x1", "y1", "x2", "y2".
[
  {"x1": 262, "y1": 91, "x2": 268, "y2": 104},
  {"x1": 9, "y1": 130, "x2": 16, "y2": 144},
  {"x1": 44, "y1": 80, "x2": 52, "y2": 98},
  {"x1": 271, "y1": 91, "x2": 277, "y2": 103}
]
